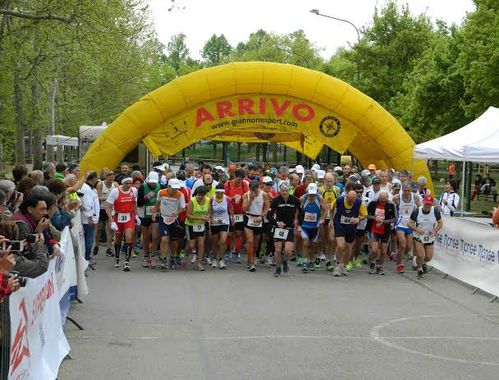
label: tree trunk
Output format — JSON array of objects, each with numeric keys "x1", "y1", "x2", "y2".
[
  {"x1": 255, "y1": 144, "x2": 260, "y2": 162},
  {"x1": 0, "y1": 141, "x2": 4, "y2": 170},
  {"x1": 47, "y1": 76, "x2": 58, "y2": 163},
  {"x1": 212, "y1": 142, "x2": 217, "y2": 159},
  {"x1": 262, "y1": 143, "x2": 267, "y2": 162},
  {"x1": 283, "y1": 146, "x2": 287, "y2": 162},
  {"x1": 14, "y1": 64, "x2": 26, "y2": 164},
  {"x1": 237, "y1": 142, "x2": 241, "y2": 162},
  {"x1": 247, "y1": 143, "x2": 251, "y2": 153},
  {"x1": 271, "y1": 143, "x2": 277, "y2": 162},
  {"x1": 31, "y1": 67, "x2": 43, "y2": 170}
]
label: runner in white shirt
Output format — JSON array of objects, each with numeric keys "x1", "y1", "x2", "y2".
[
  {"x1": 208, "y1": 184, "x2": 234, "y2": 269},
  {"x1": 407, "y1": 195, "x2": 443, "y2": 280}
]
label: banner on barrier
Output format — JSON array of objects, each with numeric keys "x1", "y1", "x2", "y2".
[
  {"x1": 57, "y1": 227, "x2": 78, "y2": 324},
  {"x1": 9, "y1": 260, "x2": 70, "y2": 380},
  {"x1": 433, "y1": 216, "x2": 499, "y2": 296},
  {"x1": 70, "y1": 211, "x2": 89, "y2": 297}
]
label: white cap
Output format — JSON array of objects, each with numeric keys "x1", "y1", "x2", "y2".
[
  {"x1": 307, "y1": 183, "x2": 318, "y2": 195},
  {"x1": 311, "y1": 163, "x2": 321, "y2": 172},
  {"x1": 214, "y1": 165, "x2": 225, "y2": 172},
  {"x1": 169, "y1": 179, "x2": 181, "y2": 189},
  {"x1": 262, "y1": 176, "x2": 273, "y2": 184},
  {"x1": 334, "y1": 166, "x2": 342, "y2": 172},
  {"x1": 295, "y1": 165, "x2": 305, "y2": 174},
  {"x1": 361, "y1": 169, "x2": 371, "y2": 177},
  {"x1": 392, "y1": 178, "x2": 402, "y2": 186},
  {"x1": 147, "y1": 171, "x2": 159, "y2": 183},
  {"x1": 278, "y1": 180, "x2": 290, "y2": 191},
  {"x1": 316, "y1": 170, "x2": 325, "y2": 179},
  {"x1": 154, "y1": 163, "x2": 169, "y2": 172}
]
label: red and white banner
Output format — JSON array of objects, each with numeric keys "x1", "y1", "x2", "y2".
[
  {"x1": 70, "y1": 211, "x2": 89, "y2": 297},
  {"x1": 8, "y1": 260, "x2": 70, "y2": 380},
  {"x1": 433, "y1": 215, "x2": 499, "y2": 296}
]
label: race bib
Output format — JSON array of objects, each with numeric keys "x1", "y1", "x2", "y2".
[
  {"x1": 304, "y1": 212, "x2": 318, "y2": 223},
  {"x1": 212, "y1": 217, "x2": 224, "y2": 225},
  {"x1": 193, "y1": 223, "x2": 205, "y2": 233},
  {"x1": 234, "y1": 214, "x2": 244, "y2": 223},
  {"x1": 163, "y1": 216, "x2": 176, "y2": 225},
  {"x1": 247, "y1": 216, "x2": 263, "y2": 228},
  {"x1": 117, "y1": 212, "x2": 131, "y2": 223},
  {"x1": 422, "y1": 235, "x2": 435, "y2": 244},
  {"x1": 340, "y1": 215, "x2": 352, "y2": 224},
  {"x1": 273, "y1": 228, "x2": 289, "y2": 240},
  {"x1": 145, "y1": 206, "x2": 155, "y2": 215}
]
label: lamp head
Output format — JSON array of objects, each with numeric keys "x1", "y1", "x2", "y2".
[{"x1": 310, "y1": 9, "x2": 319, "y2": 15}]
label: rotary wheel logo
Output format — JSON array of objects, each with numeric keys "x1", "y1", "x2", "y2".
[
  {"x1": 319, "y1": 116, "x2": 341, "y2": 138},
  {"x1": 255, "y1": 132, "x2": 276, "y2": 140}
]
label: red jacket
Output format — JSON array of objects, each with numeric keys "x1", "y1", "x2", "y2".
[{"x1": 0, "y1": 272, "x2": 12, "y2": 302}]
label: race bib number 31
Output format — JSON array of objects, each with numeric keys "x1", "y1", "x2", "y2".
[{"x1": 117, "y1": 212, "x2": 131, "y2": 223}]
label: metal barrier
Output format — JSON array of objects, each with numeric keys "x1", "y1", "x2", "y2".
[{"x1": 0, "y1": 297, "x2": 10, "y2": 380}]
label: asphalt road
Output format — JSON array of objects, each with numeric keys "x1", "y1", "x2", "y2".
[{"x1": 59, "y1": 251, "x2": 499, "y2": 380}]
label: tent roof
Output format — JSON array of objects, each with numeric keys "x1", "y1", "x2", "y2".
[
  {"x1": 463, "y1": 129, "x2": 499, "y2": 163},
  {"x1": 413, "y1": 106, "x2": 499, "y2": 161}
]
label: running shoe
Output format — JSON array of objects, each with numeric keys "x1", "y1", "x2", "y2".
[
  {"x1": 319, "y1": 252, "x2": 326, "y2": 261},
  {"x1": 123, "y1": 262, "x2": 131, "y2": 272},
  {"x1": 397, "y1": 263, "x2": 405, "y2": 273},
  {"x1": 302, "y1": 263, "x2": 309, "y2": 273},
  {"x1": 296, "y1": 256, "x2": 303, "y2": 267},
  {"x1": 282, "y1": 260, "x2": 289, "y2": 273},
  {"x1": 206, "y1": 257, "x2": 212, "y2": 265},
  {"x1": 417, "y1": 270, "x2": 424, "y2": 280},
  {"x1": 114, "y1": 260, "x2": 120, "y2": 268},
  {"x1": 160, "y1": 258, "x2": 168, "y2": 270},
  {"x1": 376, "y1": 266, "x2": 385, "y2": 275},
  {"x1": 150, "y1": 257, "x2": 158, "y2": 269},
  {"x1": 106, "y1": 248, "x2": 114, "y2": 257},
  {"x1": 142, "y1": 259, "x2": 150, "y2": 268},
  {"x1": 211, "y1": 259, "x2": 218, "y2": 269},
  {"x1": 224, "y1": 250, "x2": 231, "y2": 262},
  {"x1": 274, "y1": 266, "x2": 281, "y2": 277},
  {"x1": 169, "y1": 257, "x2": 176, "y2": 270},
  {"x1": 249, "y1": 264, "x2": 256, "y2": 272},
  {"x1": 389, "y1": 252, "x2": 397, "y2": 261},
  {"x1": 197, "y1": 264, "x2": 205, "y2": 271},
  {"x1": 131, "y1": 251, "x2": 139, "y2": 259},
  {"x1": 219, "y1": 260, "x2": 226, "y2": 269},
  {"x1": 325, "y1": 261, "x2": 334, "y2": 271},
  {"x1": 345, "y1": 262, "x2": 353, "y2": 272},
  {"x1": 266, "y1": 255, "x2": 274, "y2": 266},
  {"x1": 422, "y1": 263, "x2": 427, "y2": 274},
  {"x1": 314, "y1": 258, "x2": 321, "y2": 269},
  {"x1": 332, "y1": 266, "x2": 341, "y2": 277},
  {"x1": 190, "y1": 254, "x2": 197, "y2": 264},
  {"x1": 340, "y1": 264, "x2": 349, "y2": 276},
  {"x1": 362, "y1": 257, "x2": 368, "y2": 265},
  {"x1": 259, "y1": 255, "x2": 266, "y2": 264},
  {"x1": 93, "y1": 246, "x2": 99, "y2": 256},
  {"x1": 353, "y1": 258, "x2": 362, "y2": 268},
  {"x1": 369, "y1": 261, "x2": 376, "y2": 274},
  {"x1": 412, "y1": 256, "x2": 418, "y2": 270}
]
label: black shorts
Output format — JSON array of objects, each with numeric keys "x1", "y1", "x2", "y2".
[
  {"x1": 211, "y1": 224, "x2": 230, "y2": 235},
  {"x1": 334, "y1": 224, "x2": 356, "y2": 244},
  {"x1": 230, "y1": 221, "x2": 245, "y2": 232},
  {"x1": 243, "y1": 215, "x2": 263, "y2": 235},
  {"x1": 414, "y1": 237, "x2": 435, "y2": 246},
  {"x1": 99, "y1": 209, "x2": 108, "y2": 223},
  {"x1": 159, "y1": 218, "x2": 180, "y2": 240},
  {"x1": 368, "y1": 231, "x2": 391, "y2": 243},
  {"x1": 186, "y1": 223, "x2": 208, "y2": 240},
  {"x1": 140, "y1": 217, "x2": 157, "y2": 227},
  {"x1": 356, "y1": 229, "x2": 367, "y2": 237},
  {"x1": 272, "y1": 226, "x2": 294, "y2": 243}
]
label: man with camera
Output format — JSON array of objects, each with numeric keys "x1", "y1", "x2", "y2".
[{"x1": 0, "y1": 235, "x2": 22, "y2": 301}]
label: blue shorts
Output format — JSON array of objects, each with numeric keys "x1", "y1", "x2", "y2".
[
  {"x1": 159, "y1": 218, "x2": 181, "y2": 240},
  {"x1": 396, "y1": 226, "x2": 413, "y2": 235},
  {"x1": 301, "y1": 227, "x2": 319, "y2": 242}
]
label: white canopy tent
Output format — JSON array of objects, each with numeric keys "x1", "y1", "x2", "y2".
[
  {"x1": 413, "y1": 106, "x2": 499, "y2": 215},
  {"x1": 413, "y1": 106, "x2": 499, "y2": 161}
]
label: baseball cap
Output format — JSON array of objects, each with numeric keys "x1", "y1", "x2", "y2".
[
  {"x1": 262, "y1": 176, "x2": 273, "y2": 184},
  {"x1": 147, "y1": 171, "x2": 159, "y2": 183},
  {"x1": 169, "y1": 179, "x2": 181, "y2": 189},
  {"x1": 392, "y1": 182, "x2": 401, "y2": 189},
  {"x1": 334, "y1": 166, "x2": 342, "y2": 172},
  {"x1": 307, "y1": 183, "x2": 318, "y2": 195},
  {"x1": 368, "y1": 164, "x2": 376, "y2": 170},
  {"x1": 423, "y1": 195, "x2": 434, "y2": 205},
  {"x1": 316, "y1": 170, "x2": 325, "y2": 179},
  {"x1": 311, "y1": 163, "x2": 321, "y2": 172},
  {"x1": 295, "y1": 165, "x2": 305, "y2": 174},
  {"x1": 214, "y1": 165, "x2": 225, "y2": 172},
  {"x1": 372, "y1": 177, "x2": 381, "y2": 184},
  {"x1": 361, "y1": 169, "x2": 370, "y2": 177},
  {"x1": 154, "y1": 162, "x2": 169, "y2": 172},
  {"x1": 278, "y1": 180, "x2": 290, "y2": 191}
]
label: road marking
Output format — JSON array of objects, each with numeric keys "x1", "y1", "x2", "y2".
[{"x1": 67, "y1": 335, "x2": 159, "y2": 341}]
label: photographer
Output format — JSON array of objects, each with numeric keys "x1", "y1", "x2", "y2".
[
  {"x1": 0, "y1": 179, "x2": 23, "y2": 216},
  {"x1": 0, "y1": 235, "x2": 20, "y2": 302},
  {"x1": 0, "y1": 222, "x2": 49, "y2": 279}
]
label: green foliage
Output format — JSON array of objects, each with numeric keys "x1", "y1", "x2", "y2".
[{"x1": 202, "y1": 34, "x2": 232, "y2": 66}]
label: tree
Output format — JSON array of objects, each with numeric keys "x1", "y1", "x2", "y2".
[{"x1": 202, "y1": 34, "x2": 232, "y2": 66}]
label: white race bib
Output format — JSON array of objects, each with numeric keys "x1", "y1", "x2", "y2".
[
  {"x1": 247, "y1": 216, "x2": 263, "y2": 228},
  {"x1": 340, "y1": 215, "x2": 352, "y2": 224},
  {"x1": 145, "y1": 206, "x2": 155, "y2": 215},
  {"x1": 273, "y1": 228, "x2": 289, "y2": 240},
  {"x1": 304, "y1": 212, "x2": 318, "y2": 223},
  {"x1": 234, "y1": 214, "x2": 244, "y2": 223},
  {"x1": 422, "y1": 235, "x2": 435, "y2": 244},
  {"x1": 163, "y1": 216, "x2": 176, "y2": 225},
  {"x1": 117, "y1": 212, "x2": 131, "y2": 223},
  {"x1": 212, "y1": 218, "x2": 224, "y2": 225},
  {"x1": 326, "y1": 209, "x2": 332, "y2": 220},
  {"x1": 193, "y1": 223, "x2": 205, "y2": 233}
]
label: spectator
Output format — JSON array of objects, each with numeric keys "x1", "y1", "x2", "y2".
[
  {"x1": 0, "y1": 190, "x2": 7, "y2": 221},
  {"x1": 0, "y1": 179, "x2": 23, "y2": 214},
  {"x1": 0, "y1": 222, "x2": 49, "y2": 278},
  {"x1": 68, "y1": 163, "x2": 81, "y2": 178},
  {"x1": 11, "y1": 165, "x2": 28, "y2": 186},
  {"x1": 16, "y1": 177, "x2": 36, "y2": 198},
  {"x1": 0, "y1": 235, "x2": 20, "y2": 302},
  {"x1": 42, "y1": 162, "x2": 56, "y2": 183},
  {"x1": 115, "y1": 162, "x2": 130, "y2": 185},
  {"x1": 472, "y1": 174, "x2": 483, "y2": 201},
  {"x1": 447, "y1": 161, "x2": 456, "y2": 179},
  {"x1": 46, "y1": 179, "x2": 76, "y2": 231},
  {"x1": 480, "y1": 174, "x2": 497, "y2": 202},
  {"x1": 493, "y1": 207, "x2": 499, "y2": 228},
  {"x1": 439, "y1": 179, "x2": 460, "y2": 216},
  {"x1": 81, "y1": 172, "x2": 100, "y2": 263},
  {"x1": 28, "y1": 170, "x2": 44, "y2": 185},
  {"x1": 55, "y1": 163, "x2": 67, "y2": 180},
  {"x1": 10, "y1": 190, "x2": 50, "y2": 239}
]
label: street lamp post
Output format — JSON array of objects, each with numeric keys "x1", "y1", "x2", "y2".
[{"x1": 310, "y1": 9, "x2": 361, "y2": 80}]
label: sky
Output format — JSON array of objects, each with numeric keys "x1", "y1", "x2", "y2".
[{"x1": 149, "y1": 0, "x2": 475, "y2": 61}]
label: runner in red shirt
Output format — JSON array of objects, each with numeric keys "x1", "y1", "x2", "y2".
[
  {"x1": 106, "y1": 177, "x2": 139, "y2": 271},
  {"x1": 224, "y1": 168, "x2": 249, "y2": 262}
]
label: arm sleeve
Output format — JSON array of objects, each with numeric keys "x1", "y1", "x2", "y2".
[
  {"x1": 13, "y1": 243, "x2": 50, "y2": 278},
  {"x1": 265, "y1": 198, "x2": 277, "y2": 225},
  {"x1": 179, "y1": 194, "x2": 186, "y2": 209},
  {"x1": 448, "y1": 194, "x2": 460, "y2": 213},
  {"x1": 434, "y1": 208, "x2": 442, "y2": 220},
  {"x1": 106, "y1": 188, "x2": 118, "y2": 205},
  {"x1": 81, "y1": 190, "x2": 94, "y2": 219},
  {"x1": 136, "y1": 186, "x2": 146, "y2": 207},
  {"x1": 410, "y1": 208, "x2": 419, "y2": 222}
]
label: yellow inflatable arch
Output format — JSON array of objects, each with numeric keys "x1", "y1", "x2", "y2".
[{"x1": 81, "y1": 61, "x2": 431, "y2": 187}]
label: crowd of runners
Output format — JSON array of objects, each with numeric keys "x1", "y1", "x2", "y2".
[{"x1": 92, "y1": 160, "x2": 452, "y2": 280}]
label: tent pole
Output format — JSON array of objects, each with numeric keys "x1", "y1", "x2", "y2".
[{"x1": 461, "y1": 162, "x2": 465, "y2": 217}]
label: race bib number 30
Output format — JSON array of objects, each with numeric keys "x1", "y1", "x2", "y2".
[
  {"x1": 273, "y1": 228, "x2": 289, "y2": 240},
  {"x1": 234, "y1": 214, "x2": 244, "y2": 223},
  {"x1": 117, "y1": 212, "x2": 131, "y2": 223}
]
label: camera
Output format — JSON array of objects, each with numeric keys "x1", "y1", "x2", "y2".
[
  {"x1": 26, "y1": 234, "x2": 36, "y2": 244},
  {"x1": 1, "y1": 240, "x2": 24, "y2": 252},
  {"x1": 9, "y1": 271, "x2": 27, "y2": 287}
]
